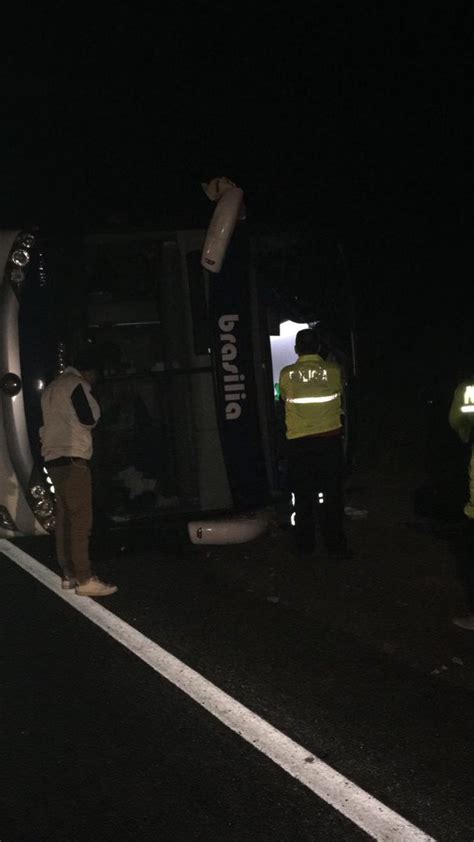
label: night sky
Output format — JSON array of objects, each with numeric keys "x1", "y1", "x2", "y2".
[{"x1": 1, "y1": 4, "x2": 473, "y2": 382}]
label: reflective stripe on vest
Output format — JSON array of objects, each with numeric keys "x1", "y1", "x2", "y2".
[
  {"x1": 286, "y1": 393, "x2": 339, "y2": 405},
  {"x1": 461, "y1": 385, "x2": 474, "y2": 413}
]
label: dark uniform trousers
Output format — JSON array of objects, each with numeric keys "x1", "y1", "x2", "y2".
[
  {"x1": 288, "y1": 434, "x2": 347, "y2": 555},
  {"x1": 453, "y1": 520, "x2": 474, "y2": 612}
]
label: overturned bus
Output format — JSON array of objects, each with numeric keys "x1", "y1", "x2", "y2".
[{"x1": 0, "y1": 195, "x2": 356, "y2": 541}]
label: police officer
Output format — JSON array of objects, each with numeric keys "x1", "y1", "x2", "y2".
[
  {"x1": 279, "y1": 328, "x2": 349, "y2": 560},
  {"x1": 449, "y1": 375, "x2": 474, "y2": 629}
]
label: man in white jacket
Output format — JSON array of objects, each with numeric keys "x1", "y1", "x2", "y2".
[{"x1": 40, "y1": 349, "x2": 117, "y2": 597}]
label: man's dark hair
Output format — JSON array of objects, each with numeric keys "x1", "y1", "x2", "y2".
[
  {"x1": 73, "y1": 346, "x2": 102, "y2": 373},
  {"x1": 295, "y1": 329, "x2": 321, "y2": 356}
]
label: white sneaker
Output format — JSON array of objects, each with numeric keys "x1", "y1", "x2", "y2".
[
  {"x1": 61, "y1": 577, "x2": 77, "y2": 590},
  {"x1": 76, "y1": 576, "x2": 118, "y2": 597},
  {"x1": 452, "y1": 614, "x2": 474, "y2": 631}
]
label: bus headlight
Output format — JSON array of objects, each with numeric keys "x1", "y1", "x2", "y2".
[
  {"x1": 11, "y1": 268, "x2": 24, "y2": 284},
  {"x1": 11, "y1": 249, "x2": 30, "y2": 267},
  {"x1": 0, "y1": 505, "x2": 17, "y2": 531},
  {"x1": 0, "y1": 373, "x2": 22, "y2": 396},
  {"x1": 28, "y1": 483, "x2": 56, "y2": 532},
  {"x1": 34, "y1": 499, "x2": 54, "y2": 517},
  {"x1": 30, "y1": 485, "x2": 47, "y2": 499}
]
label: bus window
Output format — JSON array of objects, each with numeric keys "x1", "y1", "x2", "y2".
[{"x1": 186, "y1": 250, "x2": 210, "y2": 357}]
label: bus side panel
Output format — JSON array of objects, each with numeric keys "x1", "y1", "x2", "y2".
[
  {"x1": 0, "y1": 396, "x2": 41, "y2": 536},
  {"x1": 177, "y1": 231, "x2": 233, "y2": 512},
  {"x1": 208, "y1": 224, "x2": 269, "y2": 509},
  {"x1": 0, "y1": 231, "x2": 43, "y2": 536}
]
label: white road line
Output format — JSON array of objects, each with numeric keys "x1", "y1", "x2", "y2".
[{"x1": 1, "y1": 539, "x2": 436, "y2": 842}]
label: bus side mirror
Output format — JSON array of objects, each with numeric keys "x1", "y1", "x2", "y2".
[{"x1": 201, "y1": 186, "x2": 245, "y2": 274}]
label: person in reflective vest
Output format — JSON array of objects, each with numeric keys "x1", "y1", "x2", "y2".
[
  {"x1": 449, "y1": 380, "x2": 474, "y2": 520},
  {"x1": 279, "y1": 328, "x2": 349, "y2": 560},
  {"x1": 449, "y1": 377, "x2": 474, "y2": 630}
]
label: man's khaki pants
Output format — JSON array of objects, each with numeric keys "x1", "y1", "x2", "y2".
[{"x1": 49, "y1": 459, "x2": 93, "y2": 583}]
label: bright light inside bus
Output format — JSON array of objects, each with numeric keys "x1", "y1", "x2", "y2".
[
  {"x1": 269, "y1": 320, "x2": 309, "y2": 398},
  {"x1": 276, "y1": 320, "x2": 310, "y2": 338}
]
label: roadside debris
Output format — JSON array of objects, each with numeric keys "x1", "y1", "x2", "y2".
[
  {"x1": 344, "y1": 506, "x2": 368, "y2": 519},
  {"x1": 431, "y1": 665, "x2": 448, "y2": 675},
  {"x1": 431, "y1": 660, "x2": 467, "y2": 675}
]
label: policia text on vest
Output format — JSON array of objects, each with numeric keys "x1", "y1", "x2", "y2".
[{"x1": 279, "y1": 330, "x2": 348, "y2": 559}]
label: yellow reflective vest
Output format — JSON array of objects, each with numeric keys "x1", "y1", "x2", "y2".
[
  {"x1": 448, "y1": 380, "x2": 474, "y2": 444},
  {"x1": 448, "y1": 379, "x2": 474, "y2": 519},
  {"x1": 279, "y1": 354, "x2": 343, "y2": 440}
]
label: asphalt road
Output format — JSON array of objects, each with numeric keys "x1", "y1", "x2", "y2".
[{"x1": 2, "y1": 532, "x2": 474, "y2": 842}]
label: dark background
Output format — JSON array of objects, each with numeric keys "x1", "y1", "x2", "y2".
[{"x1": 1, "y1": 3, "x2": 473, "y2": 389}]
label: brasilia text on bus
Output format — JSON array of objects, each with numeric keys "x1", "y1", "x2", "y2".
[{"x1": 218, "y1": 314, "x2": 246, "y2": 420}]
